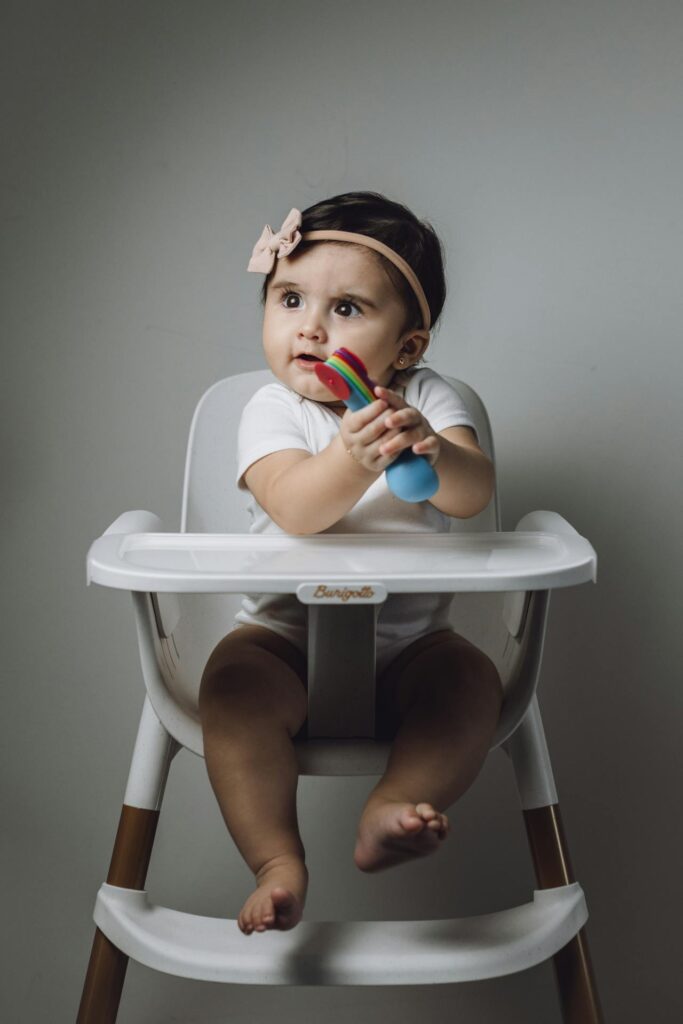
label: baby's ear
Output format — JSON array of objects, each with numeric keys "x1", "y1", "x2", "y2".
[
  {"x1": 403, "y1": 329, "x2": 430, "y2": 362},
  {"x1": 396, "y1": 341, "x2": 427, "y2": 372}
]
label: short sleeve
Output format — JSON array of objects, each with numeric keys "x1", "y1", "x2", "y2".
[
  {"x1": 404, "y1": 368, "x2": 479, "y2": 441},
  {"x1": 236, "y1": 384, "x2": 311, "y2": 490}
]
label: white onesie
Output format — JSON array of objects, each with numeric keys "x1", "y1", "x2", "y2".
[{"x1": 234, "y1": 366, "x2": 478, "y2": 675}]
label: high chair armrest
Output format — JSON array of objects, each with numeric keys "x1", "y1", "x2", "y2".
[
  {"x1": 86, "y1": 518, "x2": 597, "y2": 595},
  {"x1": 516, "y1": 510, "x2": 584, "y2": 538},
  {"x1": 500, "y1": 512, "x2": 596, "y2": 638},
  {"x1": 88, "y1": 509, "x2": 168, "y2": 587},
  {"x1": 89, "y1": 510, "x2": 182, "y2": 637},
  {"x1": 102, "y1": 510, "x2": 166, "y2": 537}
]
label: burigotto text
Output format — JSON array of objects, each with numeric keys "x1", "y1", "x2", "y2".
[{"x1": 313, "y1": 585, "x2": 375, "y2": 602}]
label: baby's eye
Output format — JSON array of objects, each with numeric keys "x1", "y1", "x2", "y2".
[
  {"x1": 336, "y1": 300, "x2": 361, "y2": 318},
  {"x1": 281, "y1": 291, "x2": 302, "y2": 309}
]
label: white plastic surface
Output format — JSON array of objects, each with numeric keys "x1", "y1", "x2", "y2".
[
  {"x1": 87, "y1": 526, "x2": 596, "y2": 594},
  {"x1": 123, "y1": 696, "x2": 179, "y2": 810},
  {"x1": 503, "y1": 694, "x2": 559, "y2": 808},
  {"x1": 94, "y1": 881, "x2": 587, "y2": 985}
]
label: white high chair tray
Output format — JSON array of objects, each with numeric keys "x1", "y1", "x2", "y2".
[{"x1": 87, "y1": 529, "x2": 596, "y2": 593}]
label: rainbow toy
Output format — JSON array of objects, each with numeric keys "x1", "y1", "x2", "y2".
[{"x1": 315, "y1": 348, "x2": 439, "y2": 503}]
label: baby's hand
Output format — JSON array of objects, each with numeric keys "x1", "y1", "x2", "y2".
[
  {"x1": 340, "y1": 385, "x2": 441, "y2": 472},
  {"x1": 340, "y1": 394, "x2": 407, "y2": 474},
  {"x1": 372, "y1": 385, "x2": 441, "y2": 467}
]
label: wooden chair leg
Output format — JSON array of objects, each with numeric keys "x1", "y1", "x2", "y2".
[
  {"x1": 524, "y1": 803, "x2": 604, "y2": 1024},
  {"x1": 77, "y1": 805, "x2": 159, "y2": 1024}
]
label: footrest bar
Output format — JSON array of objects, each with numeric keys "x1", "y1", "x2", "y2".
[{"x1": 94, "y1": 882, "x2": 587, "y2": 985}]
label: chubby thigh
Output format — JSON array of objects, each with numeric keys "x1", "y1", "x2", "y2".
[
  {"x1": 374, "y1": 629, "x2": 500, "y2": 740},
  {"x1": 201, "y1": 624, "x2": 498, "y2": 743},
  {"x1": 199, "y1": 624, "x2": 309, "y2": 739}
]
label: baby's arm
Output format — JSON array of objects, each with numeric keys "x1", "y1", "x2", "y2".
[
  {"x1": 243, "y1": 396, "x2": 403, "y2": 534},
  {"x1": 427, "y1": 426, "x2": 495, "y2": 518},
  {"x1": 373, "y1": 386, "x2": 494, "y2": 519}
]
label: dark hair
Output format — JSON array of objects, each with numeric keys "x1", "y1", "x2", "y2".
[{"x1": 259, "y1": 191, "x2": 447, "y2": 340}]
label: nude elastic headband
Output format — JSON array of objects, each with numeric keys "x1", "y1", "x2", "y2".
[{"x1": 247, "y1": 207, "x2": 431, "y2": 330}]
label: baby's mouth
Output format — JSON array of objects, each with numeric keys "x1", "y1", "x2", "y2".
[{"x1": 295, "y1": 353, "x2": 326, "y2": 371}]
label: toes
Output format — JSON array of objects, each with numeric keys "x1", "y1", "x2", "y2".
[
  {"x1": 415, "y1": 802, "x2": 437, "y2": 819},
  {"x1": 258, "y1": 905, "x2": 276, "y2": 929},
  {"x1": 238, "y1": 884, "x2": 305, "y2": 937},
  {"x1": 415, "y1": 804, "x2": 448, "y2": 829},
  {"x1": 399, "y1": 803, "x2": 447, "y2": 835},
  {"x1": 415, "y1": 805, "x2": 449, "y2": 837},
  {"x1": 254, "y1": 913, "x2": 269, "y2": 932},
  {"x1": 256, "y1": 896, "x2": 275, "y2": 931},
  {"x1": 400, "y1": 810, "x2": 424, "y2": 832},
  {"x1": 240, "y1": 893, "x2": 277, "y2": 935}
]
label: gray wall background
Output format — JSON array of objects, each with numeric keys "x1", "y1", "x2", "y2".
[{"x1": 2, "y1": 1, "x2": 681, "y2": 1021}]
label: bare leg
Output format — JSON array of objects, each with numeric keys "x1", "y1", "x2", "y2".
[
  {"x1": 355, "y1": 630, "x2": 503, "y2": 872},
  {"x1": 199, "y1": 625, "x2": 309, "y2": 934}
]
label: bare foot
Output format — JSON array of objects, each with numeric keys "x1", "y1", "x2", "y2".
[
  {"x1": 237, "y1": 854, "x2": 308, "y2": 935},
  {"x1": 354, "y1": 797, "x2": 449, "y2": 872}
]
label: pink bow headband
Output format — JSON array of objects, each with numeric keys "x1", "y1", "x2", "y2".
[{"x1": 247, "y1": 207, "x2": 431, "y2": 330}]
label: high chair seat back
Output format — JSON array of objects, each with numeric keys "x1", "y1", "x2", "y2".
[
  {"x1": 157, "y1": 369, "x2": 507, "y2": 765},
  {"x1": 181, "y1": 369, "x2": 498, "y2": 533}
]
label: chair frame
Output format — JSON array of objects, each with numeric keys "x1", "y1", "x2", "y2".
[{"x1": 77, "y1": 371, "x2": 604, "y2": 1022}]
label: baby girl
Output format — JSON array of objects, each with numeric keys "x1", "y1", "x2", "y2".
[{"x1": 199, "y1": 191, "x2": 503, "y2": 935}]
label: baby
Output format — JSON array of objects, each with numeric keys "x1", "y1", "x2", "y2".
[{"x1": 199, "y1": 191, "x2": 503, "y2": 936}]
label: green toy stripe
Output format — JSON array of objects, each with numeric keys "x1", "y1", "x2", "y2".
[{"x1": 327, "y1": 355, "x2": 375, "y2": 404}]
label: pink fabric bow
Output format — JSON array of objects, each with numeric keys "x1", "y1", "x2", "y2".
[{"x1": 247, "y1": 207, "x2": 303, "y2": 272}]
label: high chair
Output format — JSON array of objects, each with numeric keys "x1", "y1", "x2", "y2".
[{"x1": 78, "y1": 369, "x2": 603, "y2": 1023}]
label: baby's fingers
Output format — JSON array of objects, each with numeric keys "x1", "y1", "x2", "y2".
[
  {"x1": 412, "y1": 435, "x2": 441, "y2": 466},
  {"x1": 346, "y1": 397, "x2": 387, "y2": 431},
  {"x1": 374, "y1": 385, "x2": 404, "y2": 410},
  {"x1": 383, "y1": 406, "x2": 420, "y2": 430}
]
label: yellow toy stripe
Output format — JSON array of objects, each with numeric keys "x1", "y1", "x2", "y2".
[{"x1": 326, "y1": 354, "x2": 375, "y2": 404}]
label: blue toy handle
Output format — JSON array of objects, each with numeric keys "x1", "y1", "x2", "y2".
[
  {"x1": 344, "y1": 392, "x2": 439, "y2": 503},
  {"x1": 385, "y1": 448, "x2": 439, "y2": 503}
]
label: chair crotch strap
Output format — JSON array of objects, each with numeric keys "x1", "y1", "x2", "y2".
[{"x1": 297, "y1": 584, "x2": 386, "y2": 739}]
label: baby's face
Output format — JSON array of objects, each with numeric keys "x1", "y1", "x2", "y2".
[{"x1": 262, "y1": 243, "x2": 427, "y2": 411}]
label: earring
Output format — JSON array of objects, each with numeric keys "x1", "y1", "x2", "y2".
[{"x1": 398, "y1": 356, "x2": 406, "y2": 366}]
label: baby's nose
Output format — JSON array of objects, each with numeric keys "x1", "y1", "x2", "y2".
[
  {"x1": 298, "y1": 305, "x2": 330, "y2": 337},
  {"x1": 298, "y1": 324, "x2": 328, "y2": 344}
]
